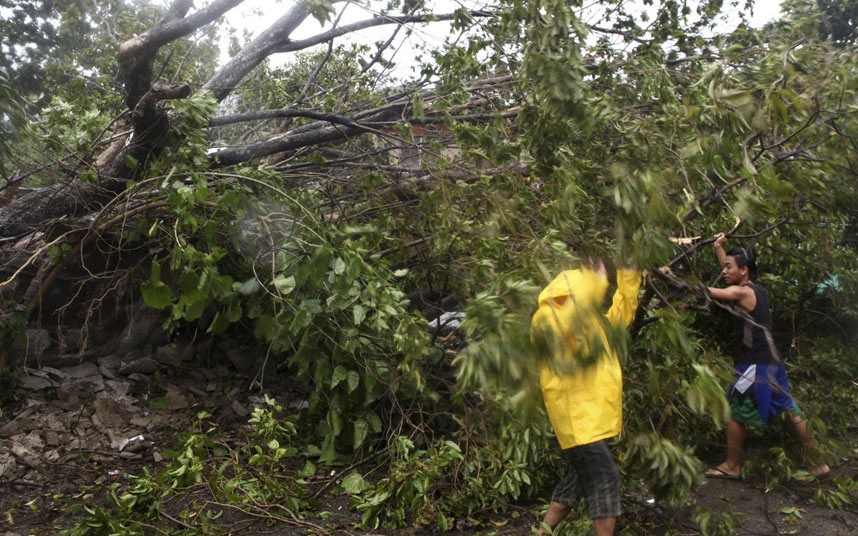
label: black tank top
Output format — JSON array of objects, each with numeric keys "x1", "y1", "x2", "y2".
[{"x1": 731, "y1": 283, "x2": 776, "y2": 365}]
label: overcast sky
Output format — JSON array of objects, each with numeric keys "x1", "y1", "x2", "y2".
[{"x1": 219, "y1": 0, "x2": 785, "y2": 80}]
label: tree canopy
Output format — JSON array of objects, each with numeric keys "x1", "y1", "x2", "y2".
[{"x1": 1, "y1": 0, "x2": 857, "y2": 532}]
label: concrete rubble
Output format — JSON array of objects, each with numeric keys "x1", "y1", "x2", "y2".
[{"x1": 0, "y1": 328, "x2": 296, "y2": 532}]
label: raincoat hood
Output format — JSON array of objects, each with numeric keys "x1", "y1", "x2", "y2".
[{"x1": 537, "y1": 269, "x2": 609, "y2": 310}]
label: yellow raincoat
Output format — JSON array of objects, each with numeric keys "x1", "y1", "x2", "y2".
[{"x1": 531, "y1": 268, "x2": 642, "y2": 449}]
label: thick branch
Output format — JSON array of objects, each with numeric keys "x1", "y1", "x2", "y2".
[
  {"x1": 209, "y1": 107, "x2": 403, "y2": 167},
  {"x1": 0, "y1": 181, "x2": 111, "y2": 240},
  {"x1": 118, "y1": 0, "x2": 245, "y2": 108},
  {"x1": 210, "y1": 109, "x2": 363, "y2": 127},
  {"x1": 131, "y1": 82, "x2": 192, "y2": 147},
  {"x1": 210, "y1": 105, "x2": 521, "y2": 129},
  {"x1": 207, "y1": 74, "x2": 517, "y2": 166},
  {"x1": 203, "y1": 2, "x2": 315, "y2": 101}
]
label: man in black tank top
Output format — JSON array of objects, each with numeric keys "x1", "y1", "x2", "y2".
[
  {"x1": 704, "y1": 233, "x2": 829, "y2": 481},
  {"x1": 731, "y1": 283, "x2": 776, "y2": 365}
]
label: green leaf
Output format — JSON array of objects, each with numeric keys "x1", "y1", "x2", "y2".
[
  {"x1": 235, "y1": 278, "x2": 261, "y2": 295},
  {"x1": 255, "y1": 314, "x2": 278, "y2": 340},
  {"x1": 353, "y1": 304, "x2": 367, "y2": 325},
  {"x1": 124, "y1": 154, "x2": 139, "y2": 169},
  {"x1": 327, "y1": 408, "x2": 344, "y2": 437},
  {"x1": 141, "y1": 281, "x2": 172, "y2": 309},
  {"x1": 347, "y1": 370, "x2": 360, "y2": 393},
  {"x1": 333, "y1": 257, "x2": 346, "y2": 275},
  {"x1": 412, "y1": 92, "x2": 425, "y2": 121},
  {"x1": 273, "y1": 274, "x2": 296, "y2": 294},
  {"x1": 341, "y1": 471, "x2": 371, "y2": 494},
  {"x1": 176, "y1": 289, "x2": 207, "y2": 321},
  {"x1": 179, "y1": 269, "x2": 200, "y2": 294},
  {"x1": 353, "y1": 418, "x2": 368, "y2": 449},
  {"x1": 290, "y1": 307, "x2": 315, "y2": 332},
  {"x1": 226, "y1": 298, "x2": 242, "y2": 322},
  {"x1": 208, "y1": 312, "x2": 229, "y2": 334},
  {"x1": 305, "y1": 0, "x2": 334, "y2": 24},
  {"x1": 331, "y1": 365, "x2": 348, "y2": 388}
]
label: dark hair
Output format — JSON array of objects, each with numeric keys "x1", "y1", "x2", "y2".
[
  {"x1": 726, "y1": 247, "x2": 756, "y2": 279},
  {"x1": 583, "y1": 257, "x2": 606, "y2": 269}
]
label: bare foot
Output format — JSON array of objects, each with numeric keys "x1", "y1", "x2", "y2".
[
  {"x1": 793, "y1": 465, "x2": 830, "y2": 482},
  {"x1": 809, "y1": 464, "x2": 831, "y2": 478}
]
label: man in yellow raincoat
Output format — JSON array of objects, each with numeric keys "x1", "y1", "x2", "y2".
[{"x1": 531, "y1": 260, "x2": 641, "y2": 536}]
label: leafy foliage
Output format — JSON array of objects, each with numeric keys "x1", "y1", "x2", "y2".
[
  {"x1": 624, "y1": 432, "x2": 703, "y2": 504},
  {"x1": 1, "y1": 0, "x2": 221, "y2": 187},
  {"x1": 138, "y1": 109, "x2": 432, "y2": 462},
  {"x1": 66, "y1": 399, "x2": 309, "y2": 535},
  {"x1": 0, "y1": 67, "x2": 28, "y2": 180},
  {"x1": 694, "y1": 507, "x2": 741, "y2": 536},
  {"x1": 349, "y1": 419, "x2": 555, "y2": 531}
]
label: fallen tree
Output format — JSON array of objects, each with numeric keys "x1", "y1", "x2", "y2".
[{"x1": 1, "y1": 0, "x2": 857, "y2": 532}]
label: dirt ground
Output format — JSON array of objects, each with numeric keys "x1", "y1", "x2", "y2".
[{"x1": 1, "y1": 360, "x2": 856, "y2": 536}]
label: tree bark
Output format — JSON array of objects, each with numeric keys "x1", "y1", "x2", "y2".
[{"x1": 0, "y1": 2, "x2": 500, "y2": 239}]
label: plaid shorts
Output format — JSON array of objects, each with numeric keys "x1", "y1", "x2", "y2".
[{"x1": 551, "y1": 440, "x2": 621, "y2": 519}]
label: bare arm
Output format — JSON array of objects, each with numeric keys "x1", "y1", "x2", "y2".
[
  {"x1": 708, "y1": 285, "x2": 756, "y2": 312},
  {"x1": 713, "y1": 232, "x2": 728, "y2": 267}
]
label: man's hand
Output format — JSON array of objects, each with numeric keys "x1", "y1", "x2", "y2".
[
  {"x1": 714, "y1": 232, "x2": 728, "y2": 249},
  {"x1": 689, "y1": 284, "x2": 706, "y2": 298}
]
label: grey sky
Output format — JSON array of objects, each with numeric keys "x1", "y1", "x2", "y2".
[{"x1": 219, "y1": 0, "x2": 784, "y2": 80}]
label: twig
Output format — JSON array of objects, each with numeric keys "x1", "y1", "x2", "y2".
[
  {"x1": 309, "y1": 449, "x2": 386, "y2": 500},
  {"x1": 159, "y1": 509, "x2": 194, "y2": 530},
  {"x1": 665, "y1": 218, "x2": 744, "y2": 269}
]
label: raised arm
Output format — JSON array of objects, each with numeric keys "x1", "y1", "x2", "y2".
[
  {"x1": 713, "y1": 232, "x2": 728, "y2": 267},
  {"x1": 606, "y1": 268, "x2": 642, "y2": 327},
  {"x1": 708, "y1": 232, "x2": 757, "y2": 311}
]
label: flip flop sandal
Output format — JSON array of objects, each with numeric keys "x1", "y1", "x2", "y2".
[{"x1": 705, "y1": 467, "x2": 741, "y2": 480}]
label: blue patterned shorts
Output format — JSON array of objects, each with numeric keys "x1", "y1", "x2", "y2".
[{"x1": 729, "y1": 363, "x2": 802, "y2": 426}]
